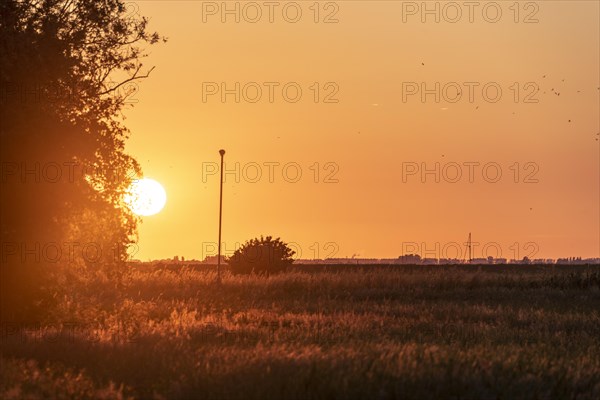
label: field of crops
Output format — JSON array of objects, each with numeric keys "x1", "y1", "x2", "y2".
[{"x1": 2, "y1": 265, "x2": 600, "y2": 399}]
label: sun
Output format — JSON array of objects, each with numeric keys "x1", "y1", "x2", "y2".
[{"x1": 124, "y1": 178, "x2": 167, "y2": 216}]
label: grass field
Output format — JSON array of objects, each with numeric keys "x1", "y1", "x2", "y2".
[{"x1": 2, "y1": 265, "x2": 600, "y2": 399}]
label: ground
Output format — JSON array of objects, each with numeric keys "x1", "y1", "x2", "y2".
[{"x1": 1, "y1": 265, "x2": 599, "y2": 399}]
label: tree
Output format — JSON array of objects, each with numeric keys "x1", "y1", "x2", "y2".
[
  {"x1": 0, "y1": 0, "x2": 165, "y2": 321},
  {"x1": 228, "y1": 236, "x2": 295, "y2": 275}
]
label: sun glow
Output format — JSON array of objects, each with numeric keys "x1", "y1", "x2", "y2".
[{"x1": 124, "y1": 178, "x2": 167, "y2": 216}]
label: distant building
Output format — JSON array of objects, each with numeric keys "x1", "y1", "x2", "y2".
[
  {"x1": 398, "y1": 254, "x2": 421, "y2": 264},
  {"x1": 439, "y1": 258, "x2": 462, "y2": 265},
  {"x1": 471, "y1": 258, "x2": 488, "y2": 264}
]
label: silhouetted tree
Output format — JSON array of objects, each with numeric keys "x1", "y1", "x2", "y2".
[
  {"x1": 0, "y1": 0, "x2": 164, "y2": 321},
  {"x1": 228, "y1": 236, "x2": 295, "y2": 276}
]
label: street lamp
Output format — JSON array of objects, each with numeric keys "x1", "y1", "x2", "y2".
[{"x1": 217, "y1": 149, "x2": 225, "y2": 283}]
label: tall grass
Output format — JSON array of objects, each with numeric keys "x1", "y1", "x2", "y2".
[{"x1": 1, "y1": 266, "x2": 599, "y2": 399}]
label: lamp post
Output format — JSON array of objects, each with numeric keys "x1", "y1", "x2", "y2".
[{"x1": 217, "y1": 149, "x2": 225, "y2": 283}]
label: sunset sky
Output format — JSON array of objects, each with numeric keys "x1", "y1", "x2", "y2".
[{"x1": 121, "y1": 1, "x2": 599, "y2": 261}]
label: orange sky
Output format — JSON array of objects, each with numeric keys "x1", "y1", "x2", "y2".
[{"x1": 122, "y1": 1, "x2": 599, "y2": 261}]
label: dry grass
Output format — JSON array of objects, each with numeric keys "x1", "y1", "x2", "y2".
[{"x1": 2, "y1": 266, "x2": 600, "y2": 399}]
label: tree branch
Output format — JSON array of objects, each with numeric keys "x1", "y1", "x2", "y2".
[{"x1": 98, "y1": 65, "x2": 155, "y2": 96}]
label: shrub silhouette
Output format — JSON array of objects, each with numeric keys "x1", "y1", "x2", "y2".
[{"x1": 228, "y1": 236, "x2": 295, "y2": 275}]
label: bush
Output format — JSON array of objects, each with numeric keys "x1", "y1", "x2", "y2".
[{"x1": 228, "y1": 236, "x2": 295, "y2": 275}]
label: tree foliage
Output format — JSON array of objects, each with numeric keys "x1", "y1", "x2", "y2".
[
  {"x1": 228, "y1": 236, "x2": 295, "y2": 275},
  {"x1": 0, "y1": 0, "x2": 164, "y2": 321}
]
